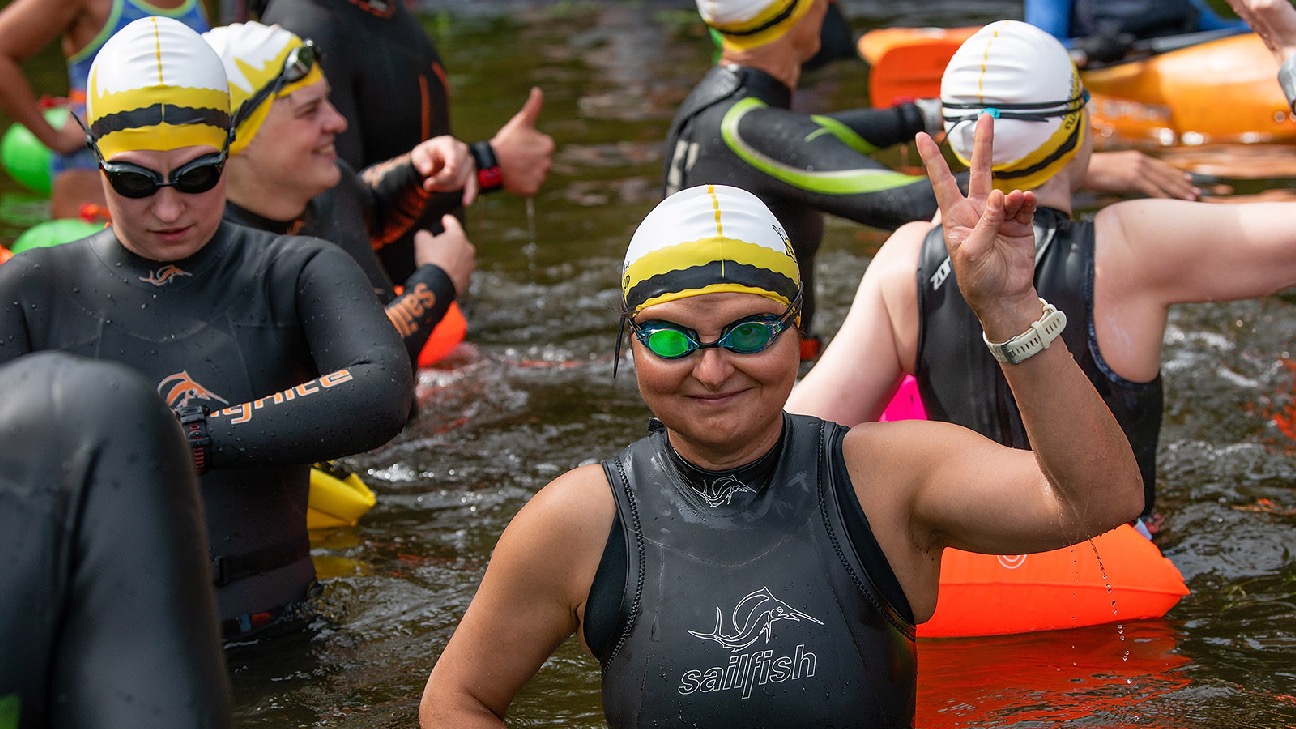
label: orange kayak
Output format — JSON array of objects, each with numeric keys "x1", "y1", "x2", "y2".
[{"x1": 860, "y1": 26, "x2": 1296, "y2": 145}]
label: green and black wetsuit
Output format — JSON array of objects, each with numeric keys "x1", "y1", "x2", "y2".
[{"x1": 663, "y1": 65, "x2": 940, "y2": 330}]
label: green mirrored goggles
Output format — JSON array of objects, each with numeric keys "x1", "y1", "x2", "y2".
[{"x1": 630, "y1": 304, "x2": 798, "y2": 360}]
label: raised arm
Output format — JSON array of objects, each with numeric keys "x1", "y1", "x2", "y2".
[
  {"x1": 1225, "y1": 0, "x2": 1296, "y2": 110},
  {"x1": 420, "y1": 464, "x2": 614, "y2": 728},
  {"x1": 0, "y1": 0, "x2": 90, "y2": 154},
  {"x1": 851, "y1": 117, "x2": 1143, "y2": 619}
]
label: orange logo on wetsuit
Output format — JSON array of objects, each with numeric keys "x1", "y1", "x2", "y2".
[
  {"x1": 386, "y1": 283, "x2": 439, "y2": 338},
  {"x1": 159, "y1": 371, "x2": 230, "y2": 409},
  {"x1": 213, "y1": 369, "x2": 354, "y2": 424},
  {"x1": 140, "y1": 264, "x2": 192, "y2": 286}
]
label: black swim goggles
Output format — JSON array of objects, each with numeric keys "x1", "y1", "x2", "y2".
[
  {"x1": 231, "y1": 39, "x2": 323, "y2": 129},
  {"x1": 72, "y1": 111, "x2": 232, "y2": 199},
  {"x1": 629, "y1": 296, "x2": 801, "y2": 360},
  {"x1": 942, "y1": 88, "x2": 1090, "y2": 124}
]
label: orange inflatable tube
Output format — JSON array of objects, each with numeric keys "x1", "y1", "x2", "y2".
[{"x1": 921, "y1": 523, "x2": 1189, "y2": 638}]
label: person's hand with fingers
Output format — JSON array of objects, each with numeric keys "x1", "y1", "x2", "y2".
[
  {"x1": 489, "y1": 86, "x2": 554, "y2": 197},
  {"x1": 411, "y1": 135, "x2": 478, "y2": 205},
  {"x1": 1226, "y1": 0, "x2": 1296, "y2": 60},
  {"x1": 1084, "y1": 150, "x2": 1199, "y2": 200},
  {"x1": 915, "y1": 113, "x2": 1041, "y2": 334},
  {"x1": 413, "y1": 215, "x2": 476, "y2": 296}
]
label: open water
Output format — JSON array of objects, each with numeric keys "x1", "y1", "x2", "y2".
[{"x1": 1, "y1": 1, "x2": 1294, "y2": 726}]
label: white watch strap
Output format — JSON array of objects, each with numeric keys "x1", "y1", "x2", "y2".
[{"x1": 982, "y1": 298, "x2": 1068, "y2": 365}]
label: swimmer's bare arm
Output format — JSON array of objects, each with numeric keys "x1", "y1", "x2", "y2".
[
  {"x1": 850, "y1": 116, "x2": 1143, "y2": 622},
  {"x1": 1226, "y1": 0, "x2": 1296, "y2": 63},
  {"x1": 420, "y1": 464, "x2": 614, "y2": 728},
  {"x1": 786, "y1": 220, "x2": 925, "y2": 425},
  {"x1": 0, "y1": 0, "x2": 93, "y2": 154},
  {"x1": 1084, "y1": 150, "x2": 1199, "y2": 200}
]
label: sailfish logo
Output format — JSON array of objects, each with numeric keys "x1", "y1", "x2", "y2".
[
  {"x1": 158, "y1": 371, "x2": 230, "y2": 409},
  {"x1": 689, "y1": 587, "x2": 823, "y2": 652},
  {"x1": 140, "y1": 264, "x2": 191, "y2": 286}
]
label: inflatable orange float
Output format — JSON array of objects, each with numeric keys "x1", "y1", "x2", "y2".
[{"x1": 880, "y1": 375, "x2": 1189, "y2": 638}]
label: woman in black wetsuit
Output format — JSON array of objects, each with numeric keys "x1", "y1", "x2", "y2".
[
  {"x1": 418, "y1": 147, "x2": 1142, "y2": 726},
  {"x1": 0, "y1": 352, "x2": 231, "y2": 729},
  {"x1": 204, "y1": 20, "x2": 477, "y2": 367},
  {"x1": 0, "y1": 17, "x2": 412, "y2": 643}
]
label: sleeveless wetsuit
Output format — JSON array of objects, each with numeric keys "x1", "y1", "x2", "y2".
[
  {"x1": 56, "y1": 0, "x2": 210, "y2": 175},
  {"x1": 914, "y1": 207, "x2": 1163, "y2": 515},
  {"x1": 0, "y1": 352, "x2": 230, "y2": 728},
  {"x1": 663, "y1": 65, "x2": 940, "y2": 331},
  {"x1": 0, "y1": 222, "x2": 413, "y2": 633},
  {"x1": 591, "y1": 414, "x2": 916, "y2": 728},
  {"x1": 224, "y1": 157, "x2": 462, "y2": 365},
  {"x1": 260, "y1": 0, "x2": 458, "y2": 282}
]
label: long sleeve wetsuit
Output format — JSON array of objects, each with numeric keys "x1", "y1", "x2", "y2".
[
  {"x1": 225, "y1": 157, "x2": 462, "y2": 365},
  {"x1": 0, "y1": 222, "x2": 413, "y2": 626},
  {"x1": 663, "y1": 65, "x2": 940, "y2": 331},
  {"x1": 0, "y1": 352, "x2": 231, "y2": 728}
]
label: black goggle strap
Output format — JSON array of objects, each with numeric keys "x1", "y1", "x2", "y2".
[
  {"x1": 942, "y1": 88, "x2": 1089, "y2": 124},
  {"x1": 231, "y1": 40, "x2": 321, "y2": 131},
  {"x1": 71, "y1": 108, "x2": 234, "y2": 166}
]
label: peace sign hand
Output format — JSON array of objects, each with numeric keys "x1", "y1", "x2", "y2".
[{"x1": 915, "y1": 114, "x2": 1042, "y2": 339}]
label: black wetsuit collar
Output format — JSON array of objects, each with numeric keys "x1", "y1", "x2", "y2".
[
  {"x1": 91, "y1": 220, "x2": 235, "y2": 285},
  {"x1": 224, "y1": 200, "x2": 307, "y2": 236},
  {"x1": 663, "y1": 414, "x2": 787, "y2": 507},
  {"x1": 720, "y1": 64, "x2": 793, "y2": 108}
]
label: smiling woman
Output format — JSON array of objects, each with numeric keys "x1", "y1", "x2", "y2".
[{"x1": 419, "y1": 158, "x2": 1143, "y2": 727}]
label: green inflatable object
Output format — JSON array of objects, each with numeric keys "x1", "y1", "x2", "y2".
[
  {"x1": 0, "y1": 107, "x2": 69, "y2": 197},
  {"x1": 10, "y1": 218, "x2": 101, "y2": 254}
]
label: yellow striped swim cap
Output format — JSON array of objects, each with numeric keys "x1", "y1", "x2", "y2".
[
  {"x1": 86, "y1": 17, "x2": 231, "y2": 159},
  {"x1": 203, "y1": 22, "x2": 325, "y2": 156},
  {"x1": 697, "y1": 0, "x2": 817, "y2": 51},
  {"x1": 940, "y1": 20, "x2": 1089, "y2": 192},
  {"x1": 623, "y1": 184, "x2": 801, "y2": 316}
]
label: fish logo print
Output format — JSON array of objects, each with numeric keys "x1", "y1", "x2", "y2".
[
  {"x1": 140, "y1": 264, "x2": 192, "y2": 286},
  {"x1": 689, "y1": 587, "x2": 823, "y2": 651},
  {"x1": 158, "y1": 371, "x2": 230, "y2": 409}
]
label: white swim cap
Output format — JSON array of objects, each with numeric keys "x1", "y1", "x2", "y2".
[
  {"x1": 697, "y1": 0, "x2": 816, "y2": 51},
  {"x1": 86, "y1": 16, "x2": 231, "y2": 159},
  {"x1": 623, "y1": 184, "x2": 800, "y2": 316},
  {"x1": 940, "y1": 20, "x2": 1089, "y2": 192},
  {"x1": 203, "y1": 22, "x2": 324, "y2": 156}
]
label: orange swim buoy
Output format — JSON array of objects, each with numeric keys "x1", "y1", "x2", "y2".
[
  {"x1": 920, "y1": 524, "x2": 1189, "y2": 638},
  {"x1": 878, "y1": 379, "x2": 1189, "y2": 637},
  {"x1": 416, "y1": 301, "x2": 467, "y2": 368}
]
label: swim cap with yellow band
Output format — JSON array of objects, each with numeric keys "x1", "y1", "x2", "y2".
[
  {"x1": 622, "y1": 184, "x2": 801, "y2": 317},
  {"x1": 940, "y1": 20, "x2": 1089, "y2": 192},
  {"x1": 85, "y1": 16, "x2": 231, "y2": 159},
  {"x1": 202, "y1": 22, "x2": 324, "y2": 156},
  {"x1": 697, "y1": 0, "x2": 816, "y2": 51}
]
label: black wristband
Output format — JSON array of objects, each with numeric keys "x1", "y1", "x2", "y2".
[
  {"x1": 468, "y1": 141, "x2": 504, "y2": 194},
  {"x1": 175, "y1": 404, "x2": 212, "y2": 476},
  {"x1": 1279, "y1": 54, "x2": 1296, "y2": 115}
]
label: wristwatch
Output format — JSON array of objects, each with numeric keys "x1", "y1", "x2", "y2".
[
  {"x1": 175, "y1": 404, "x2": 212, "y2": 475},
  {"x1": 982, "y1": 298, "x2": 1068, "y2": 365},
  {"x1": 468, "y1": 141, "x2": 504, "y2": 194}
]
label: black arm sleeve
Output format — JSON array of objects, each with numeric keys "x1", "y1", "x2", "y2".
[
  {"x1": 359, "y1": 155, "x2": 464, "y2": 249},
  {"x1": 205, "y1": 242, "x2": 414, "y2": 467},
  {"x1": 0, "y1": 352, "x2": 230, "y2": 729},
  {"x1": 388, "y1": 263, "x2": 457, "y2": 363}
]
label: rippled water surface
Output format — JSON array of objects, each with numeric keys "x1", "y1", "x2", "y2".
[{"x1": 3, "y1": 1, "x2": 1294, "y2": 727}]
